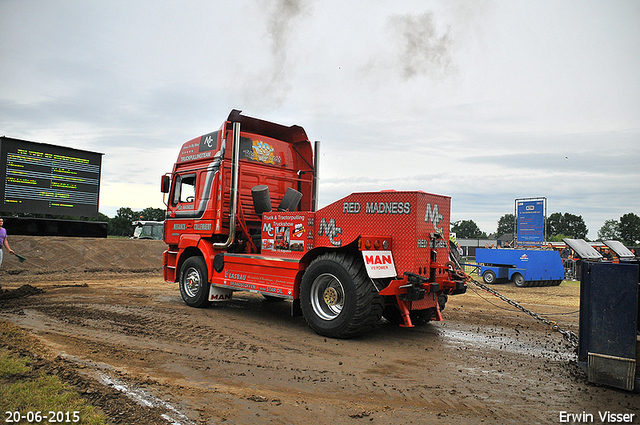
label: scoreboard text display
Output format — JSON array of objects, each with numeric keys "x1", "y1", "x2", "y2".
[
  {"x1": 0, "y1": 137, "x2": 103, "y2": 217},
  {"x1": 516, "y1": 198, "x2": 545, "y2": 245}
]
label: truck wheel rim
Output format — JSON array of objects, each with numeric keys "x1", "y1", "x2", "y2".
[
  {"x1": 184, "y1": 268, "x2": 202, "y2": 298},
  {"x1": 310, "y1": 273, "x2": 344, "y2": 320}
]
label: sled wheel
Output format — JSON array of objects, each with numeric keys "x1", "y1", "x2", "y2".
[
  {"x1": 512, "y1": 273, "x2": 525, "y2": 287},
  {"x1": 482, "y1": 270, "x2": 497, "y2": 284},
  {"x1": 300, "y1": 252, "x2": 383, "y2": 338},
  {"x1": 179, "y1": 256, "x2": 210, "y2": 308}
]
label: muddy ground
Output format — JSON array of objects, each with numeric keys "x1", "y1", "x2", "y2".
[{"x1": 0, "y1": 236, "x2": 638, "y2": 424}]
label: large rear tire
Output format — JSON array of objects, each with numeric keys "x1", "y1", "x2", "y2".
[
  {"x1": 179, "y1": 256, "x2": 211, "y2": 308},
  {"x1": 300, "y1": 252, "x2": 383, "y2": 338}
]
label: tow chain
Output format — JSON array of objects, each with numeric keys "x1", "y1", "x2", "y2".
[
  {"x1": 467, "y1": 277, "x2": 579, "y2": 346},
  {"x1": 449, "y1": 253, "x2": 579, "y2": 347}
]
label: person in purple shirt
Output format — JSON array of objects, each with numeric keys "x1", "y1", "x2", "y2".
[{"x1": 0, "y1": 218, "x2": 15, "y2": 268}]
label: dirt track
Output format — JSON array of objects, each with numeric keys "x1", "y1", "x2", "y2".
[{"x1": 1, "y1": 237, "x2": 638, "y2": 424}]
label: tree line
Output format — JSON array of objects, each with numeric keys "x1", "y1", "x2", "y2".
[
  {"x1": 5, "y1": 206, "x2": 639, "y2": 245},
  {"x1": 452, "y1": 212, "x2": 640, "y2": 246}
]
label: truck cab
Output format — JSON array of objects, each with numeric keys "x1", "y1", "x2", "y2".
[{"x1": 162, "y1": 109, "x2": 313, "y2": 253}]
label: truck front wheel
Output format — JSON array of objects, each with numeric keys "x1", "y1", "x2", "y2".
[
  {"x1": 300, "y1": 252, "x2": 383, "y2": 338},
  {"x1": 179, "y1": 256, "x2": 211, "y2": 308}
]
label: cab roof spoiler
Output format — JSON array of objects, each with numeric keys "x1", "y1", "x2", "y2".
[{"x1": 227, "y1": 109, "x2": 309, "y2": 145}]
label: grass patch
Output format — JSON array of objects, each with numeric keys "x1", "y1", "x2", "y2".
[
  {"x1": 0, "y1": 349, "x2": 30, "y2": 377},
  {"x1": 0, "y1": 324, "x2": 106, "y2": 424},
  {"x1": 561, "y1": 279, "x2": 580, "y2": 288}
]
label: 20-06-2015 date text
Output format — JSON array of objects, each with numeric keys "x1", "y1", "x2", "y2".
[{"x1": 5, "y1": 411, "x2": 80, "y2": 423}]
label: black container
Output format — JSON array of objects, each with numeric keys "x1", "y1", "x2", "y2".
[{"x1": 579, "y1": 261, "x2": 639, "y2": 391}]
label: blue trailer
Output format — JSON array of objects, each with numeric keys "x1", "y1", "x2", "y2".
[{"x1": 476, "y1": 248, "x2": 564, "y2": 287}]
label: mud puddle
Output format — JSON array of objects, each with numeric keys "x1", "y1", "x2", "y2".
[{"x1": 437, "y1": 324, "x2": 577, "y2": 361}]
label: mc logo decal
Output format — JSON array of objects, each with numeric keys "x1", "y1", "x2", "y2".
[
  {"x1": 425, "y1": 203, "x2": 444, "y2": 234},
  {"x1": 318, "y1": 218, "x2": 342, "y2": 247},
  {"x1": 262, "y1": 222, "x2": 274, "y2": 237}
]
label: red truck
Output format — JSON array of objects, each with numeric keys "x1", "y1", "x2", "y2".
[{"x1": 161, "y1": 110, "x2": 466, "y2": 338}]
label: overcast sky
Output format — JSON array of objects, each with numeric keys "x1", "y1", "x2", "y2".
[{"x1": 1, "y1": 0, "x2": 638, "y2": 239}]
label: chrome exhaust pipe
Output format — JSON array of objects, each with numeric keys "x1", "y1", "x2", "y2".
[
  {"x1": 313, "y1": 140, "x2": 320, "y2": 212},
  {"x1": 214, "y1": 121, "x2": 241, "y2": 248}
]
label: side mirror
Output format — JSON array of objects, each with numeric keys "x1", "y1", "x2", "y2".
[{"x1": 161, "y1": 175, "x2": 171, "y2": 193}]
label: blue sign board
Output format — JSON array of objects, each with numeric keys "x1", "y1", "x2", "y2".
[{"x1": 516, "y1": 200, "x2": 545, "y2": 245}]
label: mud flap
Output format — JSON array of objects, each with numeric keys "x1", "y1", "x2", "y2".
[
  {"x1": 291, "y1": 298, "x2": 302, "y2": 317},
  {"x1": 209, "y1": 285, "x2": 233, "y2": 302}
]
